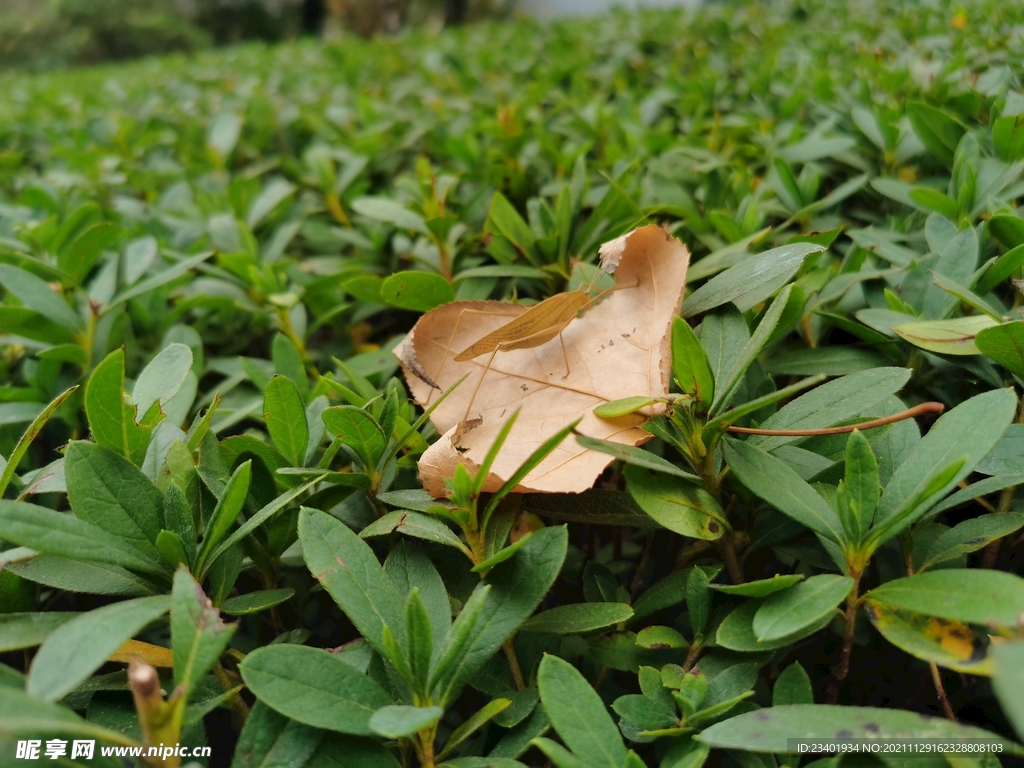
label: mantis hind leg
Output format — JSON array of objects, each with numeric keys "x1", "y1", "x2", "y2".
[
  {"x1": 462, "y1": 345, "x2": 501, "y2": 423},
  {"x1": 558, "y1": 331, "x2": 570, "y2": 379}
]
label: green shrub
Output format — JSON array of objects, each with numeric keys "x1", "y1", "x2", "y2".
[{"x1": 2, "y1": 0, "x2": 1024, "y2": 766}]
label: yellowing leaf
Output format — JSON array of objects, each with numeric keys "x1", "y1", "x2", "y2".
[
  {"x1": 865, "y1": 601, "x2": 992, "y2": 675},
  {"x1": 396, "y1": 225, "x2": 690, "y2": 495}
]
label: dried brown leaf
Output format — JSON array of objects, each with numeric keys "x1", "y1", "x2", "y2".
[{"x1": 395, "y1": 224, "x2": 689, "y2": 496}]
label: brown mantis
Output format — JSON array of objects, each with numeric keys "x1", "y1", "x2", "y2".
[{"x1": 429, "y1": 272, "x2": 627, "y2": 421}]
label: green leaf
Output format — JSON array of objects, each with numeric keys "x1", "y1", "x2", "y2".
[
  {"x1": 431, "y1": 526, "x2": 567, "y2": 704},
  {"x1": 686, "y1": 567, "x2": 710, "y2": 637},
  {"x1": 206, "y1": 476, "x2": 324, "y2": 566},
  {"x1": 592, "y1": 396, "x2": 657, "y2": 419},
  {"x1": 870, "y1": 388, "x2": 1017, "y2": 541},
  {"x1": 773, "y1": 662, "x2": 813, "y2": 706},
  {"x1": 624, "y1": 465, "x2": 728, "y2": 540},
  {"x1": 8, "y1": 555, "x2": 160, "y2": 597},
  {"x1": 196, "y1": 460, "x2": 252, "y2": 576},
  {"x1": 918, "y1": 512, "x2": 1024, "y2": 571},
  {"x1": 0, "y1": 685, "x2": 137, "y2": 744},
  {"x1": 351, "y1": 197, "x2": 429, "y2": 236},
  {"x1": 537, "y1": 654, "x2": 627, "y2": 768},
  {"x1": 710, "y1": 574, "x2": 802, "y2": 598},
  {"x1": 864, "y1": 602, "x2": 992, "y2": 675},
  {"x1": 907, "y1": 102, "x2": 966, "y2": 165},
  {"x1": 697, "y1": 704, "x2": 1010, "y2": 752},
  {"x1": 360, "y1": 510, "x2": 471, "y2": 556},
  {"x1": 404, "y1": 590, "x2": 433, "y2": 692},
  {"x1": 264, "y1": 376, "x2": 309, "y2": 467},
  {"x1": 977, "y1": 321, "x2": 1024, "y2": 378},
  {"x1": 247, "y1": 178, "x2": 296, "y2": 229},
  {"x1": 672, "y1": 317, "x2": 714, "y2": 409},
  {"x1": 0, "y1": 385, "x2": 77, "y2": 498},
  {"x1": 208, "y1": 113, "x2": 242, "y2": 157},
  {"x1": 229, "y1": 701, "x2": 323, "y2": 768},
  {"x1": 27, "y1": 595, "x2": 170, "y2": 701},
  {"x1": 752, "y1": 574, "x2": 852, "y2": 641},
  {"x1": 575, "y1": 435, "x2": 699, "y2": 482},
  {"x1": 746, "y1": 367, "x2": 911, "y2": 452},
  {"x1": 65, "y1": 440, "x2": 164, "y2": 561},
  {"x1": 0, "y1": 264, "x2": 83, "y2": 332},
  {"x1": 438, "y1": 698, "x2": 512, "y2": 761},
  {"x1": 381, "y1": 271, "x2": 455, "y2": 312},
  {"x1": 978, "y1": 243, "x2": 1024, "y2": 295},
  {"x1": 84, "y1": 349, "x2": 153, "y2": 464},
  {"x1": 632, "y1": 569, "x2": 696, "y2": 621},
  {"x1": 0, "y1": 613, "x2": 78, "y2": 653},
  {"x1": 61, "y1": 222, "x2": 123, "y2": 282},
  {"x1": 681, "y1": 243, "x2": 824, "y2": 318},
  {"x1": 865, "y1": 569, "x2": 1024, "y2": 627},
  {"x1": 723, "y1": 438, "x2": 844, "y2": 542},
  {"x1": 109, "y1": 250, "x2": 215, "y2": 309},
  {"x1": 305, "y1": 733, "x2": 402, "y2": 768},
  {"x1": 240, "y1": 644, "x2": 391, "y2": 735},
  {"x1": 891, "y1": 315, "x2": 998, "y2": 355},
  {"x1": 156, "y1": 529, "x2": 189, "y2": 567},
  {"x1": 716, "y1": 600, "x2": 846, "y2": 652},
  {"x1": 520, "y1": 603, "x2": 633, "y2": 635},
  {"x1": 993, "y1": 642, "x2": 1024, "y2": 742},
  {"x1": 635, "y1": 625, "x2": 686, "y2": 649},
  {"x1": 837, "y1": 430, "x2": 879, "y2": 544},
  {"x1": 299, "y1": 508, "x2": 405, "y2": 655},
  {"x1": 909, "y1": 187, "x2": 959, "y2": 220},
  {"x1": 171, "y1": 568, "x2": 235, "y2": 693},
  {"x1": 488, "y1": 192, "x2": 538, "y2": 264},
  {"x1": 322, "y1": 405, "x2": 387, "y2": 472},
  {"x1": 711, "y1": 283, "x2": 796, "y2": 415},
  {"x1": 369, "y1": 705, "x2": 443, "y2": 739},
  {"x1": 132, "y1": 343, "x2": 193, "y2": 420},
  {"x1": 0, "y1": 501, "x2": 164, "y2": 575},
  {"x1": 221, "y1": 588, "x2": 295, "y2": 616},
  {"x1": 531, "y1": 737, "x2": 592, "y2": 768}
]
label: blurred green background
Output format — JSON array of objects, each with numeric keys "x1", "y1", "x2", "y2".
[{"x1": 0, "y1": 0, "x2": 524, "y2": 72}]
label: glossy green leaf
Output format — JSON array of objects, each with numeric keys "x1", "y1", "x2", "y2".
[
  {"x1": 672, "y1": 316, "x2": 714, "y2": 408},
  {"x1": 624, "y1": 464, "x2": 728, "y2": 540},
  {"x1": 752, "y1": 574, "x2": 853, "y2": 641},
  {"x1": 27, "y1": 595, "x2": 170, "y2": 701},
  {"x1": 977, "y1": 321, "x2": 1024, "y2": 378},
  {"x1": 264, "y1": 375, "x2": 309, "y2": 467},
  {"x1": 710, "y1": 574, "x2": 802, "y2": 598},
  {"x1": 520, "y1": 603, "x2": 633, "y2": 635},
  {"x1": 537, "y1": 654, "x2": 627, "y2": 768},
  {"x1": 369, "y1": 705, "x2": 443, "y2": 739},
  {"x1": 299, "y1": 508, "x2": 405, "y2": 655},
  {"x1": 171, "y1": 568, "x2": 235, "y2": 692},
  {"x1": 240, "y1": 644, "x2": 391, "y2": 735},
  {"x1": 682, "y1": 244, "x2": 824, "y2": 318},
  {"x1": 698, "y1": 704, "x2": 1010, "y2": 752},
  {"x1": 381, "y1": 271, "x2": 455, "y2": 312},
  {"x1": 865, "y1": 569, "x2": 1024, "y2": 627},
  {"x1": 891, "y1": 315, "x2": 998, "y2": 355},
  {"x1": 723, "y1": 438, "x2": 844, "y2": 542},
  {"x1": 870, "y1": 388, "x2": 1017, "y2": 542}
]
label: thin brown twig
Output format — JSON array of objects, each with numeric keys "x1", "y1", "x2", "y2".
[
  {"x1": 929, "y1": 662, "x2": 957, "y2": 720},
  {"x1": 727, "y1": 402, "x2": 944, "y2": 436}
]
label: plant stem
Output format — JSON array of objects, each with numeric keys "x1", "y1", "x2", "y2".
[
  {"x1": 416, "y1": 723, "x2": 437, "y2": 768},
  {"x1": 982, "y1": 484, "x2": 1016, "y2": 568},
  {"x1": 929, "y1": 662, "x2": 956, "y2": 720},
  {"x1": 827, "y1": 574, "x2": 862, "y2": 704},
  {"x1": 720, "y1": 533, "x2": 743, "y2": 584},
  {"x1": 503, "y1": 636, "x2": 526, "y2": 691}
]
